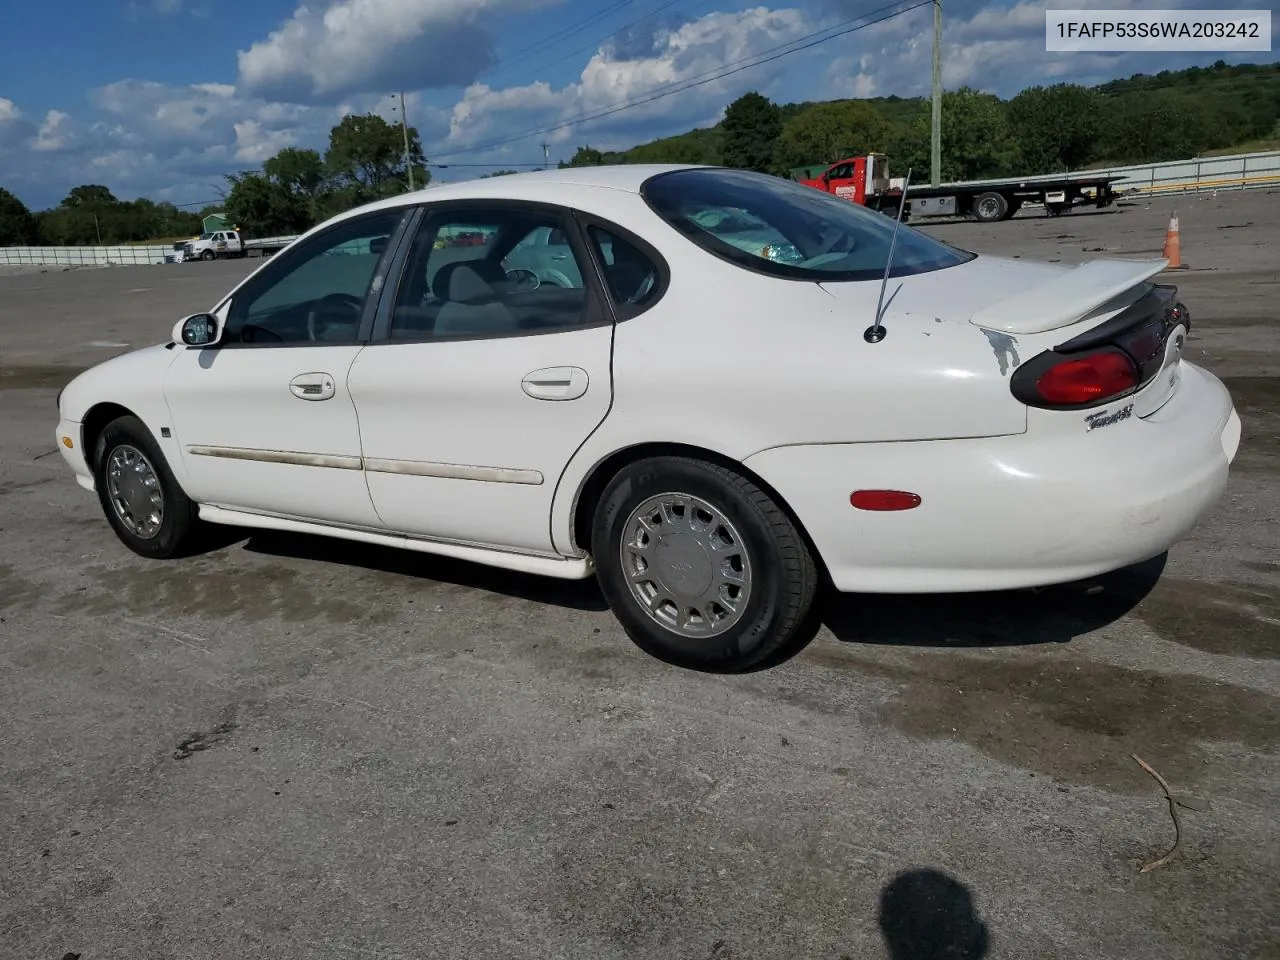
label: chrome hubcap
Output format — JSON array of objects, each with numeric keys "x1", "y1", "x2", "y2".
[
  {"x1": 106, "y1": 444, "x2": 164, "y2": 539},
  {"x1": 620, "y1": 493, "x2": 752, "y2": 637}
]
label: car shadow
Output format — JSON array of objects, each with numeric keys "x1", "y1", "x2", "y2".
[
  {"x1": 238, "y1": 529, "x2": 611, "y2": 612},
  {"x1": 745, "y1": 553, "x2": 1168, "y2": 673},
  {"x1": 200, "y1": 524, "x2": 1165, "y2": 662},
  {"x1": 817, "y1": 553, "x2": 1166, "y2": 650}
]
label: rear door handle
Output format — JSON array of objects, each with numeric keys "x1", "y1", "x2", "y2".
[
  {"x1": 522, "y1": 366, "x2": 589, "y2": 401},
  {"x1": 289, "y1": 372, "x2": 336, "y2": 401}
]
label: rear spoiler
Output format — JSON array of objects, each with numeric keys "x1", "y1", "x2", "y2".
[{"x1": 969, "y1": 258, "x2": 1169, "y2": 335}]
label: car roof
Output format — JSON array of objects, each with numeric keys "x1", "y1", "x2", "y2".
[
  {"x1": 329, "y1": 163, "x2": 707, "y2": 220},
  {"x1": 417, "y1": 163, "x2": 704, "y2": 199},
  {"x1": 288, "y1": 163, "x2": 722, "y2": 246}
]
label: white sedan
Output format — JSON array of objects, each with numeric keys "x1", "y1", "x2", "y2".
[{"x1": 54, "y1": 164, "x2": 1242, "y2": 671}]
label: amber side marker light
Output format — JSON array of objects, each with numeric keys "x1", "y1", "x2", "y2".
[
  {"x1": 850, "y1": 490, "x2": 922, "y2": 511},
  {"x1": 61, "y1": 436, "x2": 74, "y2": 449}
]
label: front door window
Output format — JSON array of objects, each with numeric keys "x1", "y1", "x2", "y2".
[{"x1": 223, "y1": 211, "x2": 404, "y2": 344}]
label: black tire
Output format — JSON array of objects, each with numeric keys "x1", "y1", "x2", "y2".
[
  {"x1": 201, "y1": 250, "x2": 215, "y2": 261},
  {"x1": 93, "y1": 415, "x2": 200, "y2": 559},
  {"x1": 972, "y1": 191, "x2": 1009, "y2": 223},
  {"x1": 591, "y1": 456, "x2": 819, "y2": 672}
]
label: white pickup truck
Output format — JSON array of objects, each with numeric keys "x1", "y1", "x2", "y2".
[{"x1": 178, "y1": 230, "x2": 246, "y2": 262}]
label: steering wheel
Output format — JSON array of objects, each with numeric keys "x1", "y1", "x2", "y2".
[
  {"x1": 306, "y1": 292, "x2": 365, "y2": 342},
  {"x1": 505, "y1": 268, "x2": 540, "y2": 292}
]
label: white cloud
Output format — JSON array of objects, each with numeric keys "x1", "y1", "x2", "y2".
[
  {"x1": 827, "y1": 0, "x2": 1265, "y2": 99},
  {"x1": 33, "y1": 110, "x2": 71, "y2": 152},
  {"x1": 233, "y1": 119, "x2": 297, "y2": 162},
  {"x1": 236, "y1": 0, "x2": 565, "y2": 104},
  {"x1": 439, "y1": 6, "x2": 812, "y2": 158},
  {"x1": 3, "y1": 0, "x2": 1274, "y2": 207}
]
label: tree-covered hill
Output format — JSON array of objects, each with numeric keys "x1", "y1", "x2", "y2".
[{"x1": 561, "y1": 61, "x2": 1280, "y2": 179}]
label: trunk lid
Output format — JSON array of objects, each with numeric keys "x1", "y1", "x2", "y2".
[{"x1": 968, "y1": 257, "x2": 1170, "y2": 335}]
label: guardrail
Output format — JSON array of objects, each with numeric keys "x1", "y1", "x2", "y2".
[
  {"x1": 1093, "y1": 150, "x2": 1280, "y2": 198},
  {"x1": 0, "y1": 244, "x2": 174, "y2": 266}
]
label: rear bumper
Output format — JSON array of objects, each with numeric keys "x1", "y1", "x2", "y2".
[{"x1": 744, "y1": 361, "x2": 1239, "y2": 594}]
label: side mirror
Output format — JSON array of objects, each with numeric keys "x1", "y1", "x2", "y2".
[{"x1": 173, "y1": 312, "x2": 222, "y2": 347}]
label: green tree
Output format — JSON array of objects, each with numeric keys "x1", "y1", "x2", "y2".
[
  {"x1": 883, "y1": 119, "x2": 930, "y2": 180},
  {"x1": 561, "y1": 146, "x2": 606, "y2": 167},
  {"x1": 625, "y1": 127, "x2": 723, "y2": 165},
  {"x1": 937, "y1": 87, "x2": 1019, "y2": 181},
  {"x1": 480, "y1": 169, "x2": 521, "y2": 177},
  {"x1": 324, "y1": 113, "x2": 427, "y2": 201},
  {"x1": 771, "y1": 100, "x2": 891, "y2": 174},
  {"x1": 1007, "y1": 83, "x2": 1103, "y2": 173},
  {"x1": 223, "y1": 171, "x2": 282, "y2": 237},
  {"x1": 0, "y1": 187, "x2": 39, "y2": 245},
  {"x1": 721, "y1": 91, "x2": 781, "y2": 173},
  {"x1": 62, "y1": 184, "x2": 118, "y2": 209},
  {"x1": 1097, "y1": 91, "x2": 1215, "y2": 163},
  {"x1": 263, "y1": 147, "x2": 328, "y2": 227},
  {"x1": 224, "y1": 163, "x2": 326, "y2": 238}
]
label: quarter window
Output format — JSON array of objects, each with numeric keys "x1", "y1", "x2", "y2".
[
  {"x1": 587, "y1": 226, "x2": 660, "y2": 308},
  {"x1": 389, "y1": 207, "x2": 590, "y2": 340},
  {"x1": 223, "y1": 211, "x2": 402, "y2": 344}
]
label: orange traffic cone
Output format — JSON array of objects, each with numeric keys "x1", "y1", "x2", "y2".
[{"x1": 1162, "y1": 213, "x2": 1185, "y2": 269}]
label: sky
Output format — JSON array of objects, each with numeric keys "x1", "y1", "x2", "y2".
[{"x1": 0, "y1": 0, "x2": 1275, "y2": 210}]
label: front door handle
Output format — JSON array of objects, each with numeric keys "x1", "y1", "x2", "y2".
[
  {"x1": 522, "y1": 366, "x2": 589, "y2": 401},
  {"x1": 289, "y1": 372, "x2": 336, "y2": 401}
]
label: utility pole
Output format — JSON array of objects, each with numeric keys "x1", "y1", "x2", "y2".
[
  {"x1": 930, "y1": 0, "x2": 942, "y2": 187},
  {"x1": 397, "y1": 91, "x2": 415, "y2": 191},
  {"x1": 541, "y1": 142, "x2": 549, "y2": 169}
]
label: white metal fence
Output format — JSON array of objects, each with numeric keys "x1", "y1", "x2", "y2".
[
  {"x1": 0, "y1": 244, "x2": 175, "y2": 266},
  {"x1": 1092, "y1": 150, "x2": 1280, "y2": 197}
]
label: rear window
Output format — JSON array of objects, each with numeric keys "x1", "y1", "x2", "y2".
[{"x1": 641, "y1": 167, "x2": 974, "y2": 282}]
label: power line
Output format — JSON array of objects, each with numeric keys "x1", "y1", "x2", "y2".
[
  {"x1": 487, "y1": 0, "x2": 634, "y2": 75},
  {"x1": 492, "y1": 0, "x2": 698, "y2": 87},
  {"x1": 436, "y1": 0, "x2": 927, "y2": 161},
  {"x1": 432, "y1": 0, "x2": 931, "y2": 162},
  {"x1": 428, "y1": 161, "x2": 549, "y2": 168}
]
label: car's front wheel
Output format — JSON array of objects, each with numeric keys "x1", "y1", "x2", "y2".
[
  {"x1": 93, "y1": 415, "x2": 200, "y2": 559},
  {"x1": 592, "y1": 456, "x2": 819, "y2": 672}
]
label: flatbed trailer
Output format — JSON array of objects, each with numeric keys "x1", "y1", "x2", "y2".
[{"x1": 795, "y1": 154, "x2": 1126, "y2": 223}]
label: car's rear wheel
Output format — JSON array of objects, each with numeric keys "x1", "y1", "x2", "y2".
[
  {"x1": 591, "y1": 456, "x2": 819, "y2": 672},
  {"x1": 93, "y1": 415, "x2": 200, "y2": 559}
]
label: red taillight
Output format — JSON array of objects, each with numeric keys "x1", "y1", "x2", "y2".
[
  {"x1": 1035, "y1": 350, "x2": 1138, "y2": 406},
  {"x1": 850, "y1": 490, "x2": 922, "y2": 511}
]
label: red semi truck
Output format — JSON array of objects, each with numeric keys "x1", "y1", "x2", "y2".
[{"x1": 794, "y1": 153, "x2": 1125, "y2": 223}]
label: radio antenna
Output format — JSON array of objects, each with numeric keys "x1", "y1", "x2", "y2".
[{"x1": 864, "y1": 167, "x2": 912, "y2": 344}]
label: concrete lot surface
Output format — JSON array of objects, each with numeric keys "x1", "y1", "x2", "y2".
[{"x1": 1, "y1": 190, "x2": 1278, "y2": 960}]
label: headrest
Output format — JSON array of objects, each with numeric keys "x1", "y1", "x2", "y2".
[{"x1": 432, "y1": 259, "x2": 507, "y2": 302}]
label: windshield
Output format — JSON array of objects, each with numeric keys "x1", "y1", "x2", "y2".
[
  {"x1": 199, "y1": 233, "x2": 214, "y2": 240},
  {"x1": 641, "y1": 168, "x2": 974, "y2": 282}
]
